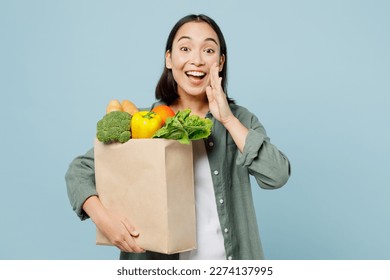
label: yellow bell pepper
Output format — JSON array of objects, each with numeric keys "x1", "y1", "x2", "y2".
[{"x1": 131, "y1": 111, "x2": 162, "y2": 139}]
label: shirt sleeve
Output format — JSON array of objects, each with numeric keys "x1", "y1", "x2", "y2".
[
  {"x1": 236, "y1": 112, "x2": 291, "y2": 189},
  {"x1": 65, "y1": 148, "x2": 98, "y2": 220}
]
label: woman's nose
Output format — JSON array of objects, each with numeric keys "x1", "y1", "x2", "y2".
[{"x1": 190, "y1": 51, "x2": 205, "y2": 66}]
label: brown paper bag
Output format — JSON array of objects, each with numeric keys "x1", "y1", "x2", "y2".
[{"x1": 94, "y1": 138, "x2": 196, "y2": 254}]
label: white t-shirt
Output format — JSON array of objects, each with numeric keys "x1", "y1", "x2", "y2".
[{"x1": 179, "y1": 140, "x2": 226, "y2": 260}]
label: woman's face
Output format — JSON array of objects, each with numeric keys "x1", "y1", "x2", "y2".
[{"x1": 166, "y1": 21, "x2": 225, "y2": 99}]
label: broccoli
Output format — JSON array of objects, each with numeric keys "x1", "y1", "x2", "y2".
[{"x1": 96, "y1": 111, "x2": 132, "y2": 143}]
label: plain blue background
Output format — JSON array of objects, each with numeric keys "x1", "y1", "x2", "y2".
[{"x1": 1, "y1": 0, "x2": 389, "y2": 259}]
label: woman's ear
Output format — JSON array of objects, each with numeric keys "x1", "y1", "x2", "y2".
[
  {"x1": 165, "y1": 50, "x2": 172, "y2": 69},
  {"x1": 219, "y1": 54, "x2": 225, "y2": 72}
]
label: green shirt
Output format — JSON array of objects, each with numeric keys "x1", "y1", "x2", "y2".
[{"x1": 65, "y1": 102, "x2": 291, "y2": 260}]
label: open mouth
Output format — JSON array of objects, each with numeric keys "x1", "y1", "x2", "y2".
[{"x1": 185, "y1": 71, "x2": 206, "y2": 80}]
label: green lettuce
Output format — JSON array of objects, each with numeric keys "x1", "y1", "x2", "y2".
[{"x1": 152, "y1": 109, "x2": 213, "y2": 144}]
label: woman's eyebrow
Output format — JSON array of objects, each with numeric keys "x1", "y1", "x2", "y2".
[
  {"x1": 205, "y1": 37, "x2": 219, "y2": 46},
  {"x1": 177, "y1": 36, "x2": 219, "y2": 45},
  {"x1": 177, "y1": 36, "x2": 191, "y2": 42}
]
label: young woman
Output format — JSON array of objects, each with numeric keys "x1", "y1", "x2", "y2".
[{"x1": 65, "y1": 14, "x2": 291, "y2": 260}]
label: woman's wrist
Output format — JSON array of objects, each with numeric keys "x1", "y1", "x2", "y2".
[
  {"x1": 82, "y1": 195, "x2": 107, "y2": 225},
  {"x1": 221, "y1": 115, "x2": 239, "y2": 130}
]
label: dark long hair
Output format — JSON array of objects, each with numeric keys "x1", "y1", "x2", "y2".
[{"x1": 155, "y1": 14, "x2": 234, "y2": 105}]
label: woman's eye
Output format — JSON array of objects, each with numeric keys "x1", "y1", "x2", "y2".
[
  {"x1": 180, "y1": 47, "x2": 189, "y2": 52},
  {"x1": 204, "y1": 48, "x2": 215, "y2": 54}
]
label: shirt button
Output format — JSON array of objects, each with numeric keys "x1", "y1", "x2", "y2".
[
  {"x1": 224, "y1": 228, "x2": 229, "y2": 233},
  {"x1": 208, "y1": 141, "x2": 214, "y2": 147},
  {"x1": 219, "y1": 199, "x2": 224, "y2": 204},
  {"x1": 213, "y1": 170, "x2": 219, "y2": 175}
]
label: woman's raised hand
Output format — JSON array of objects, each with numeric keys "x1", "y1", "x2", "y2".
[
  {"x1": 206, "y1": 63, "x2": 234, "y2": 125},
  {"x1": 206, "y1": 63, "x2": 249, "y2": 152}
]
